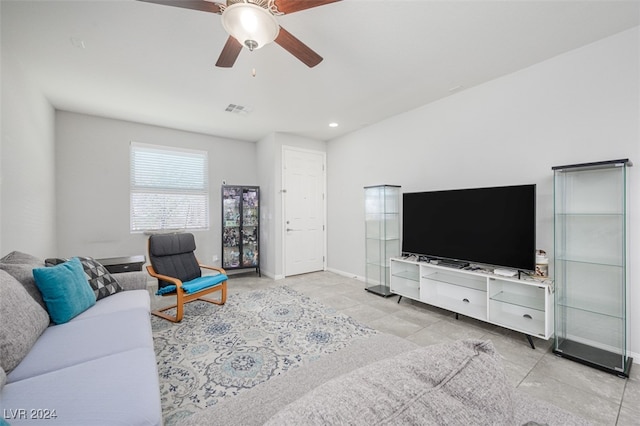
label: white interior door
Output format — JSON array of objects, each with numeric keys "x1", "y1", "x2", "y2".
[{"x1": 283, "y1": 147, "x2": 326, "y2": 276}]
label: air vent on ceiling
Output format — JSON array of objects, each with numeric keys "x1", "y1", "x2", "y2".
[{"x1": 225, "y1": 104, "x2": 252, "y2": 115}]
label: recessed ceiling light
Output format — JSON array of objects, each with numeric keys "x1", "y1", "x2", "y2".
[{"x1": 329, "y1": 122, "x2": 339, "y2": 128}]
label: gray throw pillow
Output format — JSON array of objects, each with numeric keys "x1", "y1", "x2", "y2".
[
  {"x1": 0, "y1": 251, "x2": 46, "y2": 310},
  {"x1": 0, "y1": 269, "x2": 50, "y2": 373},
  {"x1": 265, "y1": 339, "x2": 515, "y2": 425},
  {"x1": 75, "y1": 257, "x2": 123, "y2": 300}
]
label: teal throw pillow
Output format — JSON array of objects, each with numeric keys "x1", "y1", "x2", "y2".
[{"x1": 32, "y1": 257, "x2": 96, "y2": 324}]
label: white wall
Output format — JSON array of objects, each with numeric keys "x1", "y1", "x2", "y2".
[
  {"x1": 256, "y1": 133, "x2": 277, "y2": 278},
  {"x1": 327, "y1": 28, "x2": 639, "y2": 354},
  {"x1": 0, "y1": 51, "x2": 56, "y2": 258},
  {"x1": 55, "y1": 111, "x2": 257, "y2": 266},
  {"x1": 256, "y1": 132, "x2": 326, "y2": 279}
]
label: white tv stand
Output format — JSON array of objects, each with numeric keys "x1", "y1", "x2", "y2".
[{"x1": 390, "y1": 257, "x2": 554, "y2": 348}]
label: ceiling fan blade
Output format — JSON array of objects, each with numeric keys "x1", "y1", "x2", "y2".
[
  {"x1": 137, "y1": 0, "x2": 222, "y2": 14},
  {"x1": 216, "y1": 36, "x2": 243, "y2": 68},
  {"x1": 274, "y1": 0, "x2": 341, "y2": 14},
  {"x1": 275, "y1": 27, "x2": 323, "y2": 68}
]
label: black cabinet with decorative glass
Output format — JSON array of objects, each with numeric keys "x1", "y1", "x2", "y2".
[
  {"x1": 222, "y1": 185, "x2": 260, "y2": 275},
  {"x1": 553, "y1": 159, "x2": 632, "y2": 377}
]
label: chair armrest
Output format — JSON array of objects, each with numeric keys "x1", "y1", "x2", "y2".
[
  {"x1": 115, "y1": 271, "x2": 148, "y2": 291},
  {"x1": 146, "y1": 265, "x2": 184, "y2": 289},
  {"x1": 200, "y1": 264, "x2": 227, "y2": 275}
]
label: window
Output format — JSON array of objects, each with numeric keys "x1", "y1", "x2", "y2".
[{"x1": 130, "y1": 142, "x2": 209, "y2": 232}]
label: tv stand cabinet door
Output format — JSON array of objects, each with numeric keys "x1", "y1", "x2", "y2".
[
  {"x1": 487, "y1": 278, "x2": 551, "y2": 339},
  {"x1": 420, "y1": 266, "x2": 487, "y2": 321},
  {"x1": 389, "y1": 259, "x2": 420, "y2": 300}
]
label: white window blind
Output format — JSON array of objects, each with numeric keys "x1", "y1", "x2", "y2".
[{"x1": 130, "y1": 142, "x2": 209, "y2": 232}]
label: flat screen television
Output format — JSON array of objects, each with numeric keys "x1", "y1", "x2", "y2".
[{"x1": 402, "y1": 184, "x2": 536, "y2": 271}]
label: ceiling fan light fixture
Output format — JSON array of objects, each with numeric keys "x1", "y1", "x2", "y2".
[{"x1": 221, "y1": 2, "x2": 280, "y2": 51}]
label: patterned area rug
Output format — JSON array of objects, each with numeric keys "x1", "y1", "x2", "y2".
[{"x1": 151, "y1": 286, "x2": 378, "y2": 425}]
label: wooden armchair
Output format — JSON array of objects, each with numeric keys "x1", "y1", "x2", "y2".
[{"x1": 146, "y1": 232, "x2": 227, "y2": 322}]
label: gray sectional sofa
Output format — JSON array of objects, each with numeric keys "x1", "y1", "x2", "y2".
[
  {"x1": 181, "y1": 336, "x2": 589, "y2": 426},
  {"x1": 0, "y1": 251, "x2": 161, "y2": 426}
]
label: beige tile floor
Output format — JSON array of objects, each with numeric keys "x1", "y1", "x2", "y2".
[{"x1": 149, "y1": 271, "x2": 639, "y2": 425}]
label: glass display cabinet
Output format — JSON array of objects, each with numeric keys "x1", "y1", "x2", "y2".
[
  {"x1": 364, "y1": 185, "x2": 401, "y2": 296},
  {"x1": 222, "y1": 185, "x2": 260, "y2": 275},
  {"x1": 552, "y1": 159, "x2": 632, "y2": 377}
]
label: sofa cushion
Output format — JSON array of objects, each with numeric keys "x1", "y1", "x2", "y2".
[
  {"x1": 113, "y1": 270, "x2": 148, "y2": 291},
  {"x1": 71, "y1": 289, "x2": 150, "y2": 322},
  {"x1": 0, "y1": 348, "x2": 162, "y2": 426},
  {"x1": 7, "y1": 308, "x2": 153, "y2": 383},
  {"x1": 75, "y1": 256, "x2": 123, "y2": 300},
  {"x1": 0, "y1": 270, "x2": 50, "y2": 374},
  {"x1": 265, "y1": 339, "x2": 515, "y2": 426},
  {"x1": 0, "y1": 365, "x2": 6, "y2": 392},
  {"x1": 0, "y1": 251, "x2": 46, "y2": 309},
  {"x1": 32, "y1": 258, "x2": 96, "y2": 324}
]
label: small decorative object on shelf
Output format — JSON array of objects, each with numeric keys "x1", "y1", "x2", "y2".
[
  {"x1": 535, "y1": 250, "x2": 549, "y2": 278},
  {"x1": 364, "y1": 185, "x2": 401, "y2": 297},
  {"x1": 222, "y1": 185, "x2": 260, "y2": 275},
  {"x1": 552, "y1": 158, "x2": 632, "y2": 377}
]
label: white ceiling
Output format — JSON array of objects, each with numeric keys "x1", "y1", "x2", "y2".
[{"x1": 2, "y1": 0, "x2": 639, "y2": 142}]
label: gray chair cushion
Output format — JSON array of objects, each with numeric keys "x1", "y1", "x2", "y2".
[
  {"x1": 265, "y1": 339, "x2": 515, "y2": 425},
  {"x1": 148, "y1": 233, "x2": 201, "y2": 289},
  {"x1": 0, "y1": 251, "x2": 46, "y2": 309},
  {"x1": 0, "y1": 269, "x2": 50, "y2": 373}
]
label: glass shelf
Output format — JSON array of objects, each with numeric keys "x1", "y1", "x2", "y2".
[
  {"x1": 555, "y1": 257, "x2": 624, "y2": 268},
  {"x1": 490, "y1": 291, "x2": 544, "y2": 312},
  {"x1": 556, "y1": 300, "x2": 623, "y2": 320},
  {"x1": 367, "y1": 260, "x2": 390, "y2": 268},
  {"x1": 392, "y1": 269, "x2": 420, "y2": 282},
  {"x1": 555, "y1": 212, "x2": 623, "y2": 217},
  {"x1": 422, "y1": 271, "x2": 485, "y2": 292}
]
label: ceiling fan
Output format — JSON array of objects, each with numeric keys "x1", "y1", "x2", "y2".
[{"x1": 139, "y1": 0, "x2": 341, "y2": 68}]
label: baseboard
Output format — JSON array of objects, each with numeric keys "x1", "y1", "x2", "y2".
[
  {"x1": 325, "y1": 267, "x2": 365, "y2": 282},
  {"x1": 259, "y1": 270, "x2": 284, "y2": 280}
]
